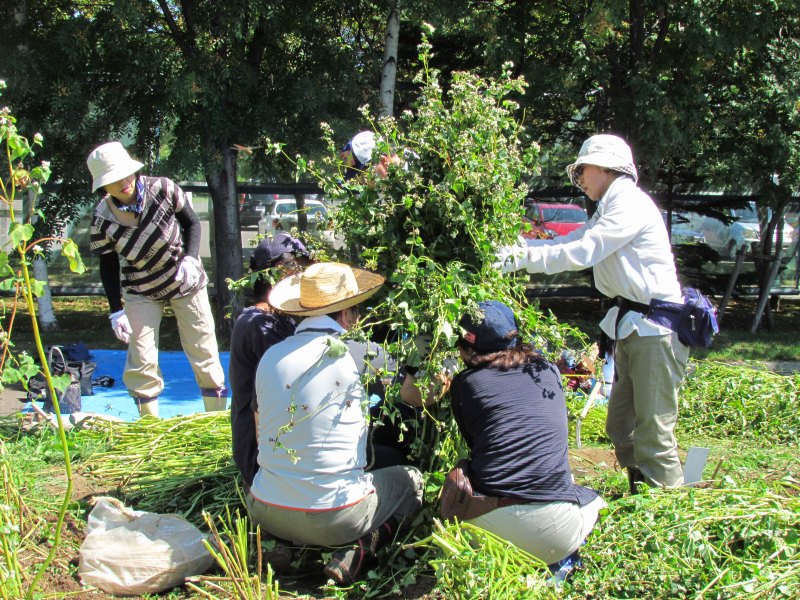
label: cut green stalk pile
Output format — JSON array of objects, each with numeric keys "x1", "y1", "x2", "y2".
[
  {"x1": 80, "y1": 413, "x2": 240, "y2": 521},
  {"x1": 572, "y1": 484, "x2": 800, "y2": 599}
]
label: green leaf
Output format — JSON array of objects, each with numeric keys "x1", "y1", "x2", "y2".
[
  {"x1": 0, "y1": 278, "x2": 20, "y2": 292},
  {"x1": 30, "y1": 279, "x2": 44, "y2": 298},
  {"x1": 9, "y1": 222, "x2": 34, "y2": 247},
  {"x1": 61, "y1": 240, "x2": 86, "y2": 274},
  {"x1": 325, "y1": 337, "x2": 348, "y2": 358},
  {"x1": 1, "y1": 366, "x2": 21, "y2": 384}
]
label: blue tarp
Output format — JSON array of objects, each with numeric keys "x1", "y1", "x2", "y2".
[{"x1": 27, "y1": 349, "x2": 231, "y2": 422}]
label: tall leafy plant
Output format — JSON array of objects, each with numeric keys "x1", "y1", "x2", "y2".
[
  {"x1": 0, "y1": 80, "x2": 85, "y2": 598},
  {"x1": 274, "y1": 33, "x2": 585, "y2": 468}
]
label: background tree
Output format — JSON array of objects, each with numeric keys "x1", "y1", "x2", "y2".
[{"x1": 0, "y1": 0, "x2": 393, "y2": 336}]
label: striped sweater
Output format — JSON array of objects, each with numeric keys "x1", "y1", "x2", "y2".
[{"x1": 90, "y1": 176, "x2": 207, "y2": 301}]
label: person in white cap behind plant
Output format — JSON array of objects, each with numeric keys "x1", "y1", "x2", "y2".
[
  {"x1": 340, "y1": 130, "x2": 403, "y2": 180},
  {"x1": 86, "y1": 141, "x2": 227, "y2": 417},
  {"x1": 247, "y1": 262, "x2": 424, "y2": 585},
  {"x1": 495, "y1": 134, "x2": 690, "y2": 493}
]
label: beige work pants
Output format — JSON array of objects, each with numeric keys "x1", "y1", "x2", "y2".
[
  {"x1": 122, "y1": 285, "x2": 227, "y2": 414},
  {"x1": 605, "y1": 330, "x2": 690, "y2": 487}
]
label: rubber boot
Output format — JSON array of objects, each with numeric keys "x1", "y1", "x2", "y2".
[
  {"x1": 134, "y1": 396, "x2": 159, "y2": 418},
  {"x1": 628, "y1": 467, "x2": 645, "y2": 495},
  {"x1": 203, "y1": 396, "x2": 228, "y2": 412},
  {"x1": 323, "y1": 518, "x2": 398, "y2": 585}
]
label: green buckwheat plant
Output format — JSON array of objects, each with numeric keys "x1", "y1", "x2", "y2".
[{"x1": 0, "y1": 80, "x2": 85, "y2": 599}]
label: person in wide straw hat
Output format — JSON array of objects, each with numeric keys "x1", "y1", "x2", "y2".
[
  {"x1": 495, "y1": 133, "x2": 690, "y2": 494},
  {"x1": 247, "y1": 262, "x2": 424, "y2": 584},
  {"x1": 86, "y1": 141, "x2": 227, "y2": 417}
]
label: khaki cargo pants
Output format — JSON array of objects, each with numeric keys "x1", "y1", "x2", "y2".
[
  {"x1": 122, "y1": 285, "x2": 227, "y2": 416},
  {"x1": 606, "y1": 330, "x2": 690, "y2": 487}
]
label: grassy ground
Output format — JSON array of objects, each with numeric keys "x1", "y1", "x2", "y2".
[
  {"x1": 2, "y1": 293, "x2": 799, "y2": 599},
  {"x1": 6, "y1": 293, "x2": 800, "y2": 360}
]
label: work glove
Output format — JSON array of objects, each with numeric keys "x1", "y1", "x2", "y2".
[
  {"x1": 176, "y1": 255, "x2": 202, "y2": 288},
  {"x1": 404, "y1": 334, "x2": 432, "y2": 375},
  {"x1": 109, "y1": 309, "x2": 132, "y2": 344},
  {"x1": 492, "y1": 241, "x2": 530, "y2": 274}
]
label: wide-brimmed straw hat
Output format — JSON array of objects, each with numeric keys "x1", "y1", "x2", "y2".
[
  {"x1": 87, "y1": 141, "x2": 144, "y2": 192},
  {"x1": 566, "y1": 134, "x2": 638, "y2": 186},
  {"x1": 268, "y1": 262, "x2": 384, "y2": 316}
]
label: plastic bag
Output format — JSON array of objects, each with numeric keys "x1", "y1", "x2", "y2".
[{"x1": 78, "y1": 497, "x2": 214, "y2": 596}]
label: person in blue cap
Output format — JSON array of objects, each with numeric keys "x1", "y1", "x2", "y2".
[
  {"x1": 229, "y1": 232, "x2": 313, "y2": 490},
  {"x1": 449, "y1": 300, "x2": 605, "y2": 574}
]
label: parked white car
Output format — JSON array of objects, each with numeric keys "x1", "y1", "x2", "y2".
[
  {"x1": 687, "y1": 203, "x2": 795, "y2": 258},
  {"x1": 257, "y1": 197, "x2": 340, "y2": 248}
]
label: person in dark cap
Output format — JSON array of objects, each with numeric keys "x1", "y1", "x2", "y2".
[
  {"x1": 448, "y1": 300, "x2": 605, "y2": 576},
  {"x1": 229, "y1": 232, "x2": 313, "y2": 489}
]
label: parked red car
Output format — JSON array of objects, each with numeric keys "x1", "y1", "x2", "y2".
[{"x1": 524, "y1": 202, "x2": 588, "y2": 237}]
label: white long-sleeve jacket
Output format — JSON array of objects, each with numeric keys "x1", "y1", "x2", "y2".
[{"x1": 504, "y1": 176, "x2": 683, "y2": 340}]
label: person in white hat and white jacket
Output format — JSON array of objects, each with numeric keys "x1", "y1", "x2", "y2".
[
  {"x1": 495, "y1": 134, "x2": 690, "y2": 493},
  {"x1": 86, "y1": 141, "x2": 227, "y2": 417}
]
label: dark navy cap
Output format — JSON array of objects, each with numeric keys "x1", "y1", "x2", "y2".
[
  {"x1": 459, "y1": 300, "x2": 519, "y2": 352},
  {"x1": 250, "y1": 232, "x2": 309, "y2": 271}
]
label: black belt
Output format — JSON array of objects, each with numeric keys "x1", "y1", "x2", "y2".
[{"x1": 614, "y1": 296, "x2": 652, "y2": 339}]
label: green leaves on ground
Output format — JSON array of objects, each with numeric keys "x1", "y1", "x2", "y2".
[{"x1": 680, "y1": 361, "x2": 800, "y2": 445}]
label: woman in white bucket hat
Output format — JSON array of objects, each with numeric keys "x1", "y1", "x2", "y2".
[
  {"x1": 496, "y1": 134, "x2": 689, "y2": 493},
  {"x1": 86, "y1": 141, "x2": 227, "y2": 417}
]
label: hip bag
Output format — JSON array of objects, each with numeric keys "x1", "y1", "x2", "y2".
[
  {"x1": 617, "y1": 288, "x2": 719, "y2": 348},
  {"x1": 440, "y1": 459, "x2": 521, "y2": 521}
]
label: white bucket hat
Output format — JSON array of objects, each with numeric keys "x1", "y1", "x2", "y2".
[
  {"x1": 268, "y1": 262, "x2": 384, "y2": 316},
  {"x1": 86, "y1": 141, "x2": 144, "y2": 192},
  {"x1": 566, "y1": 134, "x2": 638, "y2": 186}
]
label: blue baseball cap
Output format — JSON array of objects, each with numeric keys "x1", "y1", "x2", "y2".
[{"x1": 459, "y1": 300, "x2": 519, "y2": 352}]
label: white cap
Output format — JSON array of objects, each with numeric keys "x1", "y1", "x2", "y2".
[
  {"x1": 86, "y1": 141, "x2": 144, "y2": 192},
  {"x1": 566, "y1": 134, "x2": 638, "y2": 186},
  {"x1": 348, "y1": 131, "x2": 376, "y2": 165}
]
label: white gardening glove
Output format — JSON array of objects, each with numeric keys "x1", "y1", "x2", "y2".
[
  {"x1": 405, "y1": 334, "x2": 433, "y2": 370},
  {"x1": 492, "y1": 240, "x2": 530, "y2": 273},
  {"x1": 176, "y1": 255, "x2": 202, "y2": 288},
  {"x1": 109, "y1": 309, "x2": 132, "y2": 344}
]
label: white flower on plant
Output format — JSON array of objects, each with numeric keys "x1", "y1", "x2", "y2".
[
  {"x1": 0, "y1": 80, "x2": 6, "y2": 90},
  {"x1": 33, "y1": 132, "x2": 43, "y2": 144},
  {"x1": 1, "y1": 106, "x2": 9, "y2": 115},
  {"x1": 41, "y1": 161, "x2": 50, "y2": 169}
]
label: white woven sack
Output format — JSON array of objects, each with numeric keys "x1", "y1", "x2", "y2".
[{"x1": 78, "y1": 497, "x2": 214, "y2": 596}]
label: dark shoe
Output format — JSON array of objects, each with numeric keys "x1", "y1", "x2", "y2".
[
  {"x1": 628, "y1": 467, "x2": 646, "y2": 495},
  {"x1": 263, "y1": 543, "x2": 294, "y2": 574},
  {"x1": 323, "y1": 518, "x2": 398, "y2": 585},
  {"x1": 323, "y1": 541, "x2": 369, "y2": 585},
  {"x1": 548, "y1": 549, "x2": 582, "y2": 585}
]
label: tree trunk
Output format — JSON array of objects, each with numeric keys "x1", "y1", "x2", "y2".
[
  {"x1": 23, "y1": 186, "x2": 58, "y2": 331},
  {"x1": 33, "y1": 256, "x2": 58, "y2": 331},
  {"x1": 379, "y1": 3, "x2": 400, "y2": 118},
  {"x1": 294, "y1": 192, "x2": 307, "y2": 232},
  {"x1": 203, "y1": 135, "x2": 243, "y2": 342}
]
